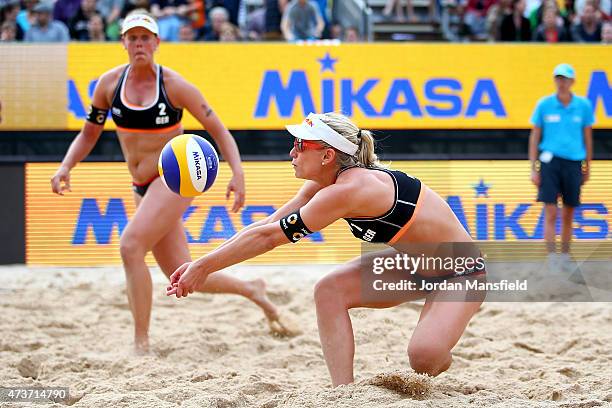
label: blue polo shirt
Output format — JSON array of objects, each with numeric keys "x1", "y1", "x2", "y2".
[{"x1": 530, "y1": 94, "x2": 594, "y2": 161}]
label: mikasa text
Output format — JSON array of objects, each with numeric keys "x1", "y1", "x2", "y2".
[{"x1": 192, "y1": 151, "x2": 202, "y2": 180}]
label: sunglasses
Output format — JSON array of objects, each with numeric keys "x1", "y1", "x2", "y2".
[{"x1": 294, "y1": 138, "x2": 325, "y2": 153}]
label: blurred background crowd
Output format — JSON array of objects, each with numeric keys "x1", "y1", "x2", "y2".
[{"x1": 0, "y1": 0, "x2": 610, "y2": 44}]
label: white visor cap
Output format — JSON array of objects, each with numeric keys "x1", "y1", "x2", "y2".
[
  {"x1": 286, "y1": 113, "x2": 359, "y2": 156},
  {"x1": 121, "y1": 14, "x2": 159, "y2": 36}
]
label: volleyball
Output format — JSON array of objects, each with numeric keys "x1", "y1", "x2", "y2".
[{"x1": 158, "y1": 134, "x2": 219, "y2": 197}]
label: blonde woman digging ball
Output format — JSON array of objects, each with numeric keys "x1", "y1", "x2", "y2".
[{"x1": 168, "y1": 112, "x2": 485, "y2": 385}]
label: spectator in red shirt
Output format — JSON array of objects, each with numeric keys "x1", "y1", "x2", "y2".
[
  {"x1": 185, "y1": 0, "x2": 205, "y2": 33},
  {"x1": 534, "y1": 7, "x2": 572, "y2": 41}
]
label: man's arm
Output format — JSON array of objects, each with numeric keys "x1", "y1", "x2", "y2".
[
  {"x1": 529, "y1": 126, "x2": 542, "y2": 186},
  {"x1": 583, "y1": 126, "x2": 593, "y2": 184}
]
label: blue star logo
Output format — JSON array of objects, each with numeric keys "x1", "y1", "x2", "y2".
[
  {"x1": 318, "y1": 52, "x2": 337, "y2": 73},
  {"x1": 473, "y1": 179, "x2": 491, "y2": 198}
]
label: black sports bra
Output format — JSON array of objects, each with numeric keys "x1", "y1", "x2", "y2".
[
  {"x1": 342, "y1": 166, "x2": 422, "y2": 244},
  {"x1": 110, "y1": 64, "x2": 183, "y2": 132}
]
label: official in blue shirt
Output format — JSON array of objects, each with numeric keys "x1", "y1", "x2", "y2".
[{"x1": 528, "y1": 63, "x2": 594, "y2": 267}]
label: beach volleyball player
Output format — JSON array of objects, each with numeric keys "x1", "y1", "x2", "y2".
[
  {"x1": 50, "y1": 12, "x2": 283, "y2": 353},
  {"x1": 168, "y1": 112, "x2": 486, "y2": 385}
]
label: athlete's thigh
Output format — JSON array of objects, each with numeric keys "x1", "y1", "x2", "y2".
[
  {"x1": 412, "y1": 296, "x2": 483, "y2": 350},
  {"x1": 152, "y1": 218, "x2": 191, "y2": 278},
  {"x1": 124, "y1": 178, "x2": 193, "y2": 251}
]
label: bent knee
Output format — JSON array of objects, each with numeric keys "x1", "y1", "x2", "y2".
[
  {"x1": 314, "y1": 276, "x2": 340, "y2": 306},
  {"x1": 119, "y1": 232, "x2": 147, "y2": 263},
  {"x1": 407, "y1": 342, "x2": 451, "y2": 377},
  {"x1": 314, "y1": 271, "x2": 353, "y2": 308}
]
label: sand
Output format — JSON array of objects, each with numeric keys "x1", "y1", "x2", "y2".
[{"x1": 0, "y1": 264, "x2": 611, "y2": 407}]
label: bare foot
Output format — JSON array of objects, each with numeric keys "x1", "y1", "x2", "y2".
[
  {"x1": 249, "y1": 279, "x2": 302, "y2": 337},
  {"x1": 133, "y1": 336, "x2": 150, "y2": 356},
  {"x1": 268, "y1": 313, "x2": 302, "y2": 338},
  {"x1": 249, "y1": 279, "x2": 279, "y2": 321}
]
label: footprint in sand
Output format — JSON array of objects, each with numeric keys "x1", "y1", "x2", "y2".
[
  {"x1": 513, "y1": 342, "x2": 544, "y2": 354},
  {"x1": 190, "y1": 372, "x2": 214, "y2": 382},
  {"x1": 241, "y1": 381, "x2": 282, "y2": 395},
  {"x1": 558, "y1": 367, "x2": 580, "y2": 379},
  {"x1": 207, "y1": 342, "x2": 230, "y2": 356},
  {"x1": 71, "y1": 282, "x2": 92, "y2": 291},
  {"x1": 153, "y1": 346, "x2": 176, "y2": 358},
  {"x1": 40, "y1": 321, "x2": 77, "y2": 330},
  {"x1": 256, "y1": 341, "x2": 274, "y2": 353},
  {"x1": 482, "y1": 308, "x2": 503, "y2": 317},
  {"x1": 453, "y1": 349, "x2": 492, "y2": 360}
]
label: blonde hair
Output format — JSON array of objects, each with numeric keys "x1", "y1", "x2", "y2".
[{"x1": 317, "y1": 112, "x2": 384, "y2": 169}]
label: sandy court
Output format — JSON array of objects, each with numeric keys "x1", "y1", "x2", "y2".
[{"x1": 0, "y1": 264, "x2": 611, "y2": 407}]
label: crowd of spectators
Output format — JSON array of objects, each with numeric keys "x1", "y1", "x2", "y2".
[
  {"x1": 441, "y1": 0, "x2": 611, "y2": 42},
  {"x1": 0, "y1": 0, "x2": 609, "y2": 42},
  {"x1": 0, "y1": 0, "x2": 364, "y2": 42}
]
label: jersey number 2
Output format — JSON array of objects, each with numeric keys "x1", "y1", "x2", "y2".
[{"x1": 156, "y1": 103, "x2": 170, "y2": 125}]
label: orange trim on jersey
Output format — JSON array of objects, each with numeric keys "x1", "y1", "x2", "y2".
[
  {"x1": 116, "y1": 123, "x2": 182, "y2": 134},
  {"x1": 388, "y1": 182, "x2": 426, "y2": 245},
  {"x1": 132, "y1": 174, "x2": 160, "y2": 187}
]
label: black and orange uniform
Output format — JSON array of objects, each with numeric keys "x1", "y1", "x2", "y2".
[
  {"x1": 111, "y1": 64, "x2": 183, "y2": 134},
  {"x1": 109, "y1": 64, "x2": 184, "y2": 196},
  {"x1": 340, "y1": 166, "x2": 423, "y2": 245}
]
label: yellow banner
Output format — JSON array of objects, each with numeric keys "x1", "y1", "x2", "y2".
[
  {"x1": 64, "y1": 43, "x2": 612, "y2": 130},
  {"x1": 0, "y1": 44, "x2": 609, "y2": 130},
  {"x1": 0, "y1": 45, "x2": 67, "y2": 130},
  {"x1": 26, "y1": 161, "x2": 612, "y2": 266}
]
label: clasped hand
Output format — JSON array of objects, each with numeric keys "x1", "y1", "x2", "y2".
[{"x1": 166, "y1": 261, "x2": 206, "y2": 298}]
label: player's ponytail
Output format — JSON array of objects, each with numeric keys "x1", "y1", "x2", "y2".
[{"x1": 318, "y1": 112, "x2": 384, "y2": 169}]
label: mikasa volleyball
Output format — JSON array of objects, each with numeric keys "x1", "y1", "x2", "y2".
[{"x1": 158, "y1": 134, "x2": 219, "y2": 197}]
